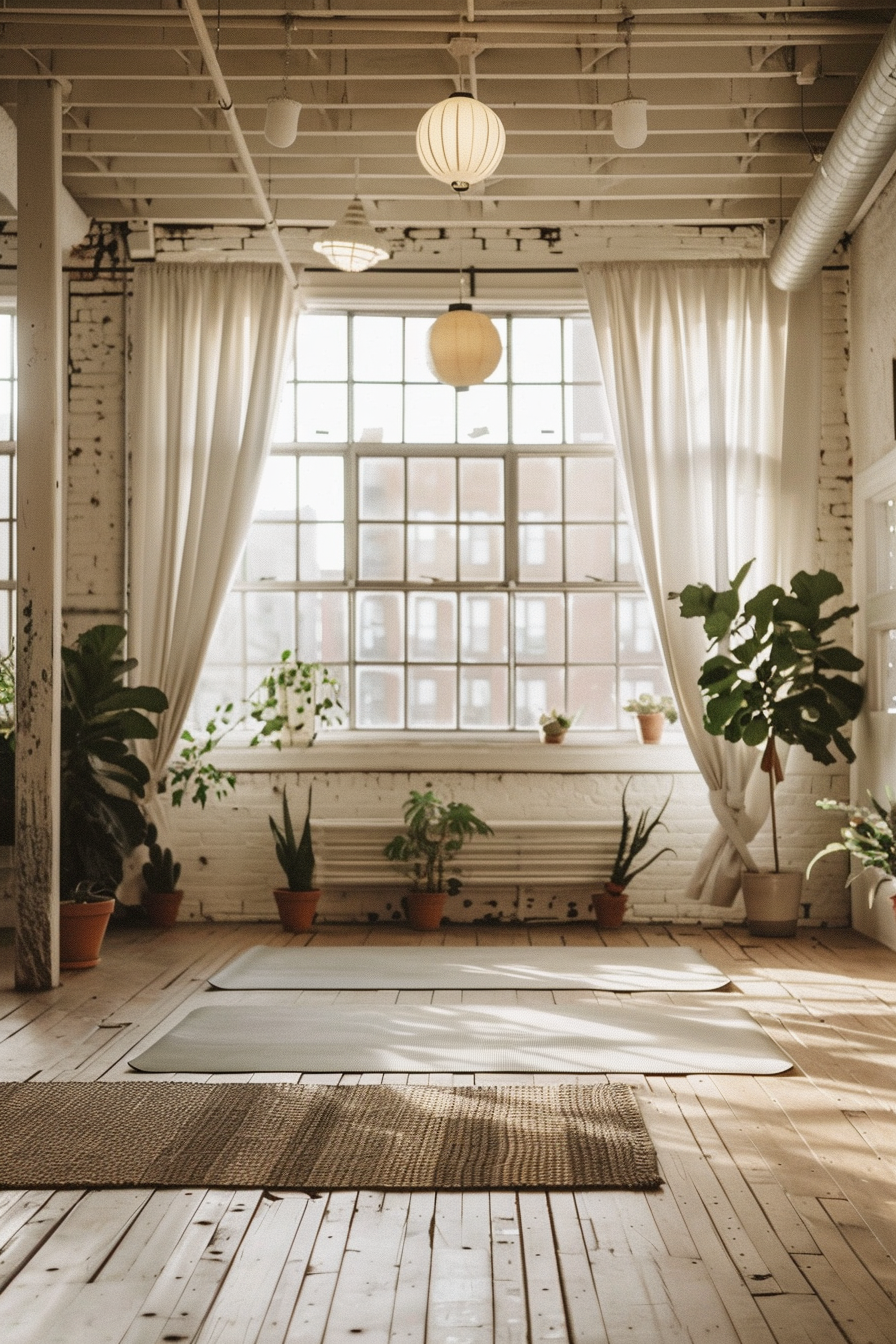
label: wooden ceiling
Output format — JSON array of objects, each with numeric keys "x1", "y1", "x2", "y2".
[{"x1": 0, "y1": 2, "x2": 892, "y2": 230}]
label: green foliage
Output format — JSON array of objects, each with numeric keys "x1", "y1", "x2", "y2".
[
  {"x1": 0, "y1": 643, "x2": 14, "y2": 743},
  {"x1": 622, "y1": 693, "x2": 678, "y2": 724},
  {"x1": 384, "y1": 788, "x2": 493, "y2": 895},
  {"x1": 609, "y1": 780, "x2": 675, "y2": 888},
  {"x1": 142, "y1": 822, "x2": 182, "y2": 894},
  {"x1": 165, "y1": 701, "x2": 239, "y2": 808},
  {"x1": 539, "y1": 708, "x2": 575, "y2": 732},
  {"x1": 60, "y1": 625, "x2": 168, "y2": 900},
  {"x1": 807, "y1": 793, "x2": 896, "y2": 905},
  {"x1": 249, "y1": 657, "x2": 345, "y2": 747},
  {"x1": 269, "y1": 786, "x2": 315, "y2": 891}
]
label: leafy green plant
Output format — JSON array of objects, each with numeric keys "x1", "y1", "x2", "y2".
[
  {"x1": 0, "y1": 643, "x2": 14, "y2": 743},
  {"x1": 61, "y1": 625, "x2": 168, "y2": 900},
  {"x1": 269, "y1": 786, "x2": 316, "y2": 891},
  {"x1": 622, "y1": 693, "x2": 678, "y2": 724},
  {"x1": 384, "y1": 789, "x2": 493, "y2": 895},
  {"x1": 609, "y1": 780, "x2": 675, "y2": 888},
  {"x1": 166, "y1": 700, "x2": 239, "y2": 808},
  {"x1": 670, "y1": 561, "x2": 864, "y2": 872},
  {"x1": 142, "y1": 822, "x2": 182, "y2": 895},
  {"x1": 249, "y1": 657, "x2": 344, "y2": 747},
  {"x1": 539, "y1": 708, "x2": 576, "y2": 732},
  {"x1": 807, "y1": 793, "x2": 896, "y2": 905}
]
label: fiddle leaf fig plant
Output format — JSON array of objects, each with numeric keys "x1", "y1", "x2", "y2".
[{"x1": 669, "y1": 561, "x2": 864, "y2": 872}]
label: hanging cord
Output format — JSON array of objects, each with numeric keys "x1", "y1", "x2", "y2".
[
  {"x1": 620, "y1": 12, "x2": 634, "y2": 99},
  {"x1": 283, "y1": 15, "x2": 293, "y2": 96},
  {"x1": 215, "y1": 0, "x2": 222, "y2": 53},
  {"x1": 800, "y1": 83, "x2": 823, "y2": 164}
]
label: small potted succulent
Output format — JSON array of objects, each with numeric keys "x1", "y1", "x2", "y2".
[
  {"x1": 622, "y1": 693, "x2": 678, "y2": 744},
  {"x1": 807, "y1": 792, "x2": 896, "y2": 913},
  {"x1": 270, "y1": 786, "x2": 320, "y2": 932},
  {"x1": 384, "y1": 788, "x2": 493, "y2": 930},
  {"x1": 594, "y1": 780, "x2": 675, "y2": 928},
  {"x1": 538, "y1": 708, "x2": 576, "y2": 745},
  {"x1": 141, "y1": 823, "x2": 183, "y2": 928}
]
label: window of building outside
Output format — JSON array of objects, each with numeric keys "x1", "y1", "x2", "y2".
[
  {"x1": 0, "y1": 309, "x2": 15, "y2": 652},
  {"x1": 195, "y1": 313, "x2": 673, "y2": 735}
]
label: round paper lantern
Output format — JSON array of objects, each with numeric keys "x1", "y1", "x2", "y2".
[
  {"x1": 427, "y1": 305, "x2": 503, "y2": 388},
  {"x1": 611, "y1": 98, "x2": 648, "y2": 150},
  {"x1": 264, "y1": 96, "x2": 302, "y2": 148},
  {"x1": 312, "y1": 198, "x2": 391, "y2": 273},
  {"x1": 416, "y1": 91, "x2": 506, "y2": 193}
]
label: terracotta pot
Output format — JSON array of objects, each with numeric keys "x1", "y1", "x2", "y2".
[
  {"x1": 636, "y1": 713, "x2": 665, "y2": 744},
  {"x1": 741, "y1": 870, "x2": 803, "y2": 937},
  {"x1": 592, "y1": 882, "x2": 628, "y2": 929},
  {"x1": 274, "y1": 888, "x2": 320, "y2": 933},
  {"x1": 59, "y1": 897, "x2": 115, "y2": 970},
  {"x1": 143, "y1": 889, "x2": 183, "y2": 929},
  {"x1": 406, "y1": 891, "x2": 446, "y2": 931},
  {"x1": 539, "y1": 726, "x2": 567, "y2": 745}
]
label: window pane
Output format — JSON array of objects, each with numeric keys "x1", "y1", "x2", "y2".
[
  {"x1": 515, "y1": 594, "x2": 564, "y2": 662},
  {"x1": 0, "y1": 315, "x2": 13, "y2": 379},
  {"x1": 356, "y1": 666, "x2": 404, "y2": 728},
  {"x1": 484, "y1": 317, "x2": 508, "y2": 383},
  {"x1": 0, "y1": 457, "x2": 11, "y2": 518},
  {"x1": 565, "y1": 524, "x2": 614, "y2": 582},
  {"x1": 298, "y1": 590, "x2": 349, "y2": 663},
  {"x1": 296, "y1": 383, "x2": 348, "y2": 443},
  {"x1": 245, "y1": 591, "x2": 295, "y2": 663},
  {"x1": 356, "y1": 591, "x2": 404, "y2": 661},
  {"x1": 354, "y1": 384, "x2": 403, "y2": 442},
  {"x1": 193, "y1": 666, "x2": 242, "y2": 732},
  {"x1": 408, "y1": 457, "x2": 456, "y2": 520},
  {"x1": 618, "y1": 595, "x2": 662, "y2": 663},
  {"x1": 461, "y1": 593, "x2": 508, "y2": 662},
  {"x1": 405, "y1": 318, "x2": 439, "y2": 383},
  {"x1": 459, "y1": 525, "x2": 504, "y2": 581},
  {"x1": 568, "y1": 664, "x2": 616, "y2": 729},
  {"x1": 565, "y1": 457, "x2": 614, "y2": 521},
  {"x1": 359, "y1": 457, "x2": 404, "y2": 519},
  {"x1": 299, "y1": 522, "x2": 344, "y2": 580},
  {"x1": 244, "y1": 521, "x2": 296, "y2": 582},
  {"x1": 515, "y1": 666, "x2": 565, "y2": 728},
  {"x1": 457, "y1": 384, "x2": 508, "y2": 443},
  {"x1": 460, "y1": 458, "x2": 504, "y2": 520},
  {"x1": 206, "y1": 592, "x2": 243, "y2": 664},
  {"x1": 512, "y1": 386, "x2": 563, "y2": 443},
  {"x1": 563, "y1": 317, "x2": 601, "y2": 382},
  {"x1": 511, "y1": 318, "x2": 561, "y2": 382},
  {"x1": 408, "y1": 592, "x2": 457, "y2": 662},
  {"x1": 408, "y1": 666, "x2": 457, "y2": 729},
  {"x1": 874, "y1": 498, "x2": 896, "y2": 592},
  {"x1": 518, "y1": 457, "x2": 561, "y2": 520},
  {"x1": 404, "y1": 384, "x2": 456, "y2": 443},
  {"x1": 408, "y1": 524, "x2": 456, "y2": 581},
  {"x1": 296, "y1": 314, "x2": 348, "y2": 381},
  {"x1": 353, "y1": 316, "x2": 403, "y2": 381},
  {"x1": 299, "y1": 456, "x2": 344, "y2": 521},
  {"x1": 272, "y1": 384, "x2": 296, "y2": 444},
  {"x1": 616, "y1": 522, "x2": 639, "y2": 582},
  {"x1": 461, "y1": 666, "x2": 508, "y2": 728},
  {"x1": 564, "y1": 384, "x2": 611, "y2": 444},
  {"x1": 568, "y1": 592, "x2": 616, "y2": 663},
  {"x1": 359, "y1": 523, "x2": 404, "y2": 579},
  {"x1": 518, "y1": 524, "x2": 562, "y2": 581},
  {"x1": 255, "y1": 456, "x2": 297, "y2": 520}
]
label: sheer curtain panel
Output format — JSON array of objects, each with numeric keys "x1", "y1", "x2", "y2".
[
  {"x1": 580, "y1": 261, "x2": 810, "y2": 905},
  {"x1": 129, "y1": 262, "x2": 295, "y2": 799}
]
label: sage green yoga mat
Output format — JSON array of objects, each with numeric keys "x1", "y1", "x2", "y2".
[
  {"x1": 129, "y1": 1000, "x2": 792, "y2": 1075},
  {"x1": 208, "y1": 944, "x2": 731, "y2": 992}
]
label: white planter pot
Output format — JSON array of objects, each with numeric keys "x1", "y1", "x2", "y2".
[{"x1": 741, "y1": 870, "x2": 803, "y2": 938}]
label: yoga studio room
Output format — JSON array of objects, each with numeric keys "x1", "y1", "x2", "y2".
[{"x1": 4, "y1": 2, "x2": 896, "y2": 1342}]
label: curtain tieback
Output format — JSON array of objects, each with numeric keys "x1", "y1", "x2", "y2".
[{"x1": 708, "y1": 788, "x2": 758, "y2": 872}]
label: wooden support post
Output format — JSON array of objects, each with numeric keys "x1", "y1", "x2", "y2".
[{"x1": 14, "y1": 79, "x2": 64, "y2": 991}]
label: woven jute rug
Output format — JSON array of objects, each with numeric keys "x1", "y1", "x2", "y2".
[{"x1": 0, "y1": 1081, "x2": 660, "y2": 1191}]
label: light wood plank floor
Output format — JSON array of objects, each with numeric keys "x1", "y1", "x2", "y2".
[{"x1": 1, "y1": 919, "x2": 896, "y2": 1344}]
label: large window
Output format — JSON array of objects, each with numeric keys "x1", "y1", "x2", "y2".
[
  {"x1": 0, "y1": 309, "x2": 15, "y2": 652},
  {"x1": 196, "y1": 313, "x2": 672, "y2": 734}
]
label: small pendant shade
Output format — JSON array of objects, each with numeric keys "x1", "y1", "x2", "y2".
[
  {"x1": 264, "y1": 96, "x2": 302, "y2": 148},
  {"x1": 427, "y1": 305, "x2": 503, "y2": 389},
  {"x1": 312, "y1": 198, "x2": 391, "y2": 273},
  {"x1": 416, "y1": 91, "x2": 506, "y2": 193},
  {"x1": 611, "y1": 98, "x2": 648, "y2": 149}
]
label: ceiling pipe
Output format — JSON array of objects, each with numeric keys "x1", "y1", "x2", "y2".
[
  {"x1": 182, "y1": 0, "x2": 300, "y2": 290},
  {"x1": 769, "y1": 10, "x2": 896, "y2": 290}
]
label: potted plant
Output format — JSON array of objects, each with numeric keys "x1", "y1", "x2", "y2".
[
  {"x1": 60, "y1": 625, "x2": 168, "y2": 968},
  {"x1": 622, "y1": 693, "x2": 678, "y2": 745},
  {"x1": 270, "y1": 786, "x2": 320, "y2": 932},
  {"x1": 594, "y1": 780, "x2": 675, "y2": 928},
  {"x1": 141, "y1": 823, "x2": 183, "y2": 928},
  {"x1": 250, "y1": 656, "x2": 345, "y2": 747},
  {"x1": 384, "y1": 788, "x2": 493, "y2": 930},
  {"x1": 538, "y1": 708, "x2": 575, "y2": 745},
  {"x1": 807, "y1": 792, "x2": 896, "y2": 914},
  {"x1": 671, "y1": 562, "x2": 864, "y2": 936}
]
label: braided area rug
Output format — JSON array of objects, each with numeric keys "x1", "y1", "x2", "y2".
[{"x1": 0, "y1": 1081, "x2": 660, "y2": 1191}]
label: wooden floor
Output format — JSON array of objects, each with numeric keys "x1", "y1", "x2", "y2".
[{"x1": 1, "y1": 919, "x2": 896, "y2": 1344}]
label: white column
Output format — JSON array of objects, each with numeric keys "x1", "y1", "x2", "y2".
[{"x1": 14, "y1": 80, "x2": 64, "y2": 991}]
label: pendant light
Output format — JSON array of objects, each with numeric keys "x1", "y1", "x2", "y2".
[
  {"x1": 416, "y1": 91, "x2": 506, "y2": 193},
  {"x1": 265, "y1": 18, "x2": 301, "y2": 147},
  {"x1": 427, "y1": 264, "x2": 502, "y2": 389},
  {"x1": 313, "y1": 197, "x2": 390, "y2": 273},
  {"x1": 611, "y1": 19, "x2": 648, "y2": 150}
]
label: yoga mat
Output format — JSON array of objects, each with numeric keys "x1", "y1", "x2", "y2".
[
  {"x1": 129, "y1": 1000, "x2": 792, "y2": 1076},
  {"x1": 209, "y1": 944, "x2": 730, "y2": 992},
  {"x1": 0, "y1": 1082, "x2": 660, "y2": 1191}
]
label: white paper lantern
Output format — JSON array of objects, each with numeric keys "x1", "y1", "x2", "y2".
[
  {"x1": 312, "y1": 198, "x2": 391, "y2": 273},
  {"x1": 611, "y1": 98, "x2": 648, "y2": 150},
  {"x1": 416, "y1": 91, "x2": 506, "y2": 193},
  {"x1": 427, "y1": 305, "x2": 503, "y2": 388},
  {"x1": 264, "y1": 96, "x2": 302, "y2": 148}
]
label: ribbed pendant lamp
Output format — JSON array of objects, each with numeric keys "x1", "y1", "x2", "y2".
[{"x1": 416, "y1": 91, "x2": 506, "y2": 193}]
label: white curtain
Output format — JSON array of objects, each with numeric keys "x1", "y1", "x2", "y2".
[
  {"x1": 128, "y1": 263, "x2": 295, "y2": 797},
  {"x1": 580, "y1": 261, "x2": 819, "y2": 904}
]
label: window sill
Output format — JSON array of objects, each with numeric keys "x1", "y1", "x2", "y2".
[{"x1": 208, "y1": 733, "x2": 699, "y2": 774}]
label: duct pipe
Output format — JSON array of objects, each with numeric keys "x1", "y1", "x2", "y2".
[
  {"x1": 0, "y1": 104, "x2": 89, "y2": 251},
  {"x1": 769, "y1": 11, "x2": 896, "y2": 291},
  {"x1": 182, "y1": 0, "x2": 300, "y2": 290}
]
